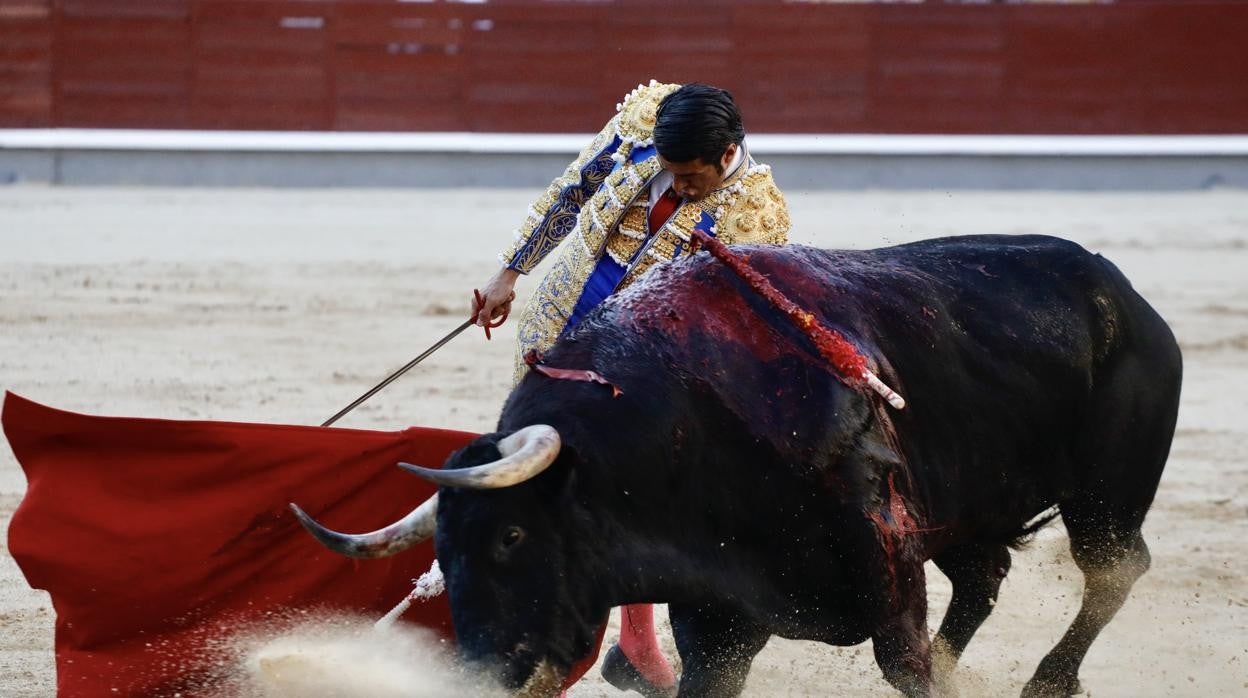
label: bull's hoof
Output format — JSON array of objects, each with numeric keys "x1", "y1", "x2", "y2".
[
  {"x1": 1020, "y1": 674, "x2": 1083, "y2": 698},
  {"x1": 601, "y1": 644, "x2": 677, "y2": 698}
]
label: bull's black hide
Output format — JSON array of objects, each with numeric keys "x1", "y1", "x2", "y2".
[{"x1": 434, "y1": 235, "x2": 1182, "y2": 697}]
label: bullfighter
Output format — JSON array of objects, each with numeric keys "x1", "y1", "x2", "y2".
[{"x1": 470, "y1": 81, "x2": 792, "y2": 696}]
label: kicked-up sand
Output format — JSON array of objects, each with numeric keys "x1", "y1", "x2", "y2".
[{"x1": 1, "y1": 186, "x2": 1246, "y2": 696}]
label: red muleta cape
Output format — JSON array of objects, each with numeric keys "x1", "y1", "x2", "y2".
[{"x1": 2, "y1": 392, "x2": 602, "y2": 696}]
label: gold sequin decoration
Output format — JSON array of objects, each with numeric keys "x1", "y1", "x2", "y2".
[
  {"x1": 500, "y1": 115, "x2": 622, "y2": 272},
  {"x1": 512, "y1": 240, "x2": 596, "y2": 383},
  {"x1": 615, "y1": 82, "x2": 680, "y2": 145},
  {"x1": 578, "y1": 158, "x2": 661, "y2": 257},
  {"x1": 605, "y1": 203, "x2": 650, "y2": 266},
  {"x1": 503, "y1": 147, "x2": 617, "y2": 273}
]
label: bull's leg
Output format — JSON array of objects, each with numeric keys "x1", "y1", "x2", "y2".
[
  {"x1": 667, "y1": 602, "x2": 768, "y2": 698},
  {"x1": 930, "y1": 543, "x2": 1012, "y2": 692},
  {"x1": 1023, "y1": 338, "x2": 1175, "y2": 697},
  {"x1": 868, "y1": 556, "x2": 932, "y2": 698},
  {"x1": 851, "y1": 478, "x2": 933, "y2": 697},
  {"x1": 1021, "y1": 520, "x2": 1150, "y2": 698}
]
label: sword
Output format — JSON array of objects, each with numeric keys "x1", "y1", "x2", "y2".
[{"x1": 321, "y1": 319, "x2": 474, "y2": 427}]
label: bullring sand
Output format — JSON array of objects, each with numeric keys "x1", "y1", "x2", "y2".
[{"x1": 1, "y1": 187, "x2": 1245, "y2": 696}]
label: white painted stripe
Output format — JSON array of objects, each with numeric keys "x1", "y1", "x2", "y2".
[
  {"x1": 2, "y1": 129, "x2": 1248, "y2": 156},
  {"x1": 0, "y1": 129, "x2": 589, "y2": 153},
  {"x1": 752, "y1": 134, "x2": 1248, "y2": 157}
]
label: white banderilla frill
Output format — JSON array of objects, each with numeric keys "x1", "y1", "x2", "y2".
[{"x1": 374, "y1": 559, "x2": 446, "y2": 630}]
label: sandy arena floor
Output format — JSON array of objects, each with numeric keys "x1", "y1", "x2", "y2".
[{"x1": 1, "y1": 186, "x2": 1246, "y2": 696}]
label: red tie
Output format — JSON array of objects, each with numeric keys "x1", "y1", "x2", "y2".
[{"x1": 648, "y1": 188, "x2": 680, "y2": 235}]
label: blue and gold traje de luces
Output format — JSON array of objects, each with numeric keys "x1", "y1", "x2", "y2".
[
  {"x1": 564, "y1": 143, "x2": 720, "y2": 331},
  {"x1": 498, "y1": 81, "x2": 791, "y2": 382}
]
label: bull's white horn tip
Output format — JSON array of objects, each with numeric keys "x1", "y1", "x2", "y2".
[{"x1": 398, "y1": 461, "x2": 439, "y2": 477}]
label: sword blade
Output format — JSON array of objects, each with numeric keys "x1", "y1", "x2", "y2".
[{"x1": 321, "y1": 318, "x2": 475, "y2": 427}]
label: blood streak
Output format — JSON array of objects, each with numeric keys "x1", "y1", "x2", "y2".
[
  {"x1": 866, "y1": 471, "x2": 938, "y2": 602},
  {"x1": 874, "y1": 471, "x2": 921, "y2": 537},
  {"x1": 690, "y1": 230, "x2": 868, "y2": 387}
]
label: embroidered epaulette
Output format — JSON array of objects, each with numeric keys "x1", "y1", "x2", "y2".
[
  {"x1": 716, "y1": 165, "x2": 791, "y2": 245},
  {"x1": 611, "y1": 80, "x2": 681, "y2": 163}
]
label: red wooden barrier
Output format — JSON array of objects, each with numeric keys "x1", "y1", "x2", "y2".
[
  {"x1": 1, "y1": 1, "x2": 1245, "y2": 134},
  {"x1": 0, "y1": 0, "x2": 53, "y2": 127}
]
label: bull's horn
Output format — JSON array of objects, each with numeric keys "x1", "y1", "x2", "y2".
[
  {"x1": 399, "y1": 424, "x2": 561, "y2": 489},
  {"x1": 288, "y1": 494, "x2": 437, "y2": 559}
]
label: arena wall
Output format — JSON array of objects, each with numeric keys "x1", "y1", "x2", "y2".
[{"x1": 2, "y1": 1, "x2": 1245, "y2": 188}]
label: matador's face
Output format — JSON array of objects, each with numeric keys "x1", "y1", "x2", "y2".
[{"x1": 659, "y1": 142, "x2": 739, "y2": 202}]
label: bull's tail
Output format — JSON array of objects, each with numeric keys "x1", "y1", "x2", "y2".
[{"x1": 1005, "y1": 506, "x2": 1060, "y2": 550}]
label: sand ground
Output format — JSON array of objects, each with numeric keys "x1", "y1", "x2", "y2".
[{"x1": 1, "y1": 186, "x2": 1246, "y2": 697}]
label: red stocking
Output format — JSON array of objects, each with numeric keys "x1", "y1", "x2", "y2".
[{"x1": 619, "y1": 603, "x2": 677, "y2": 688}]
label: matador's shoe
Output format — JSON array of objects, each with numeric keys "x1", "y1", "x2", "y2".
[{"x1": 600, "y1": 643, "x2": 678, "y2": 698}]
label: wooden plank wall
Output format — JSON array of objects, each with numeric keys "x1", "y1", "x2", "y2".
[
  {"x1": 1, "y1": 1, "x2": 1245, "y2": 134},
  {"x1": 0, "y1": 0, "x2": 54, "y2": 126}
]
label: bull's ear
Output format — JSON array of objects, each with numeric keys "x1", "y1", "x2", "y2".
[
  {"x1": 545, "y1": 447, "x2": 581, "y2": 500},
  {"x1": 556, "y1": 466, "x2": 588, "y2": 522},
  {"x1": 446, "y1": 433, "x2": 506, "y2": 466}
]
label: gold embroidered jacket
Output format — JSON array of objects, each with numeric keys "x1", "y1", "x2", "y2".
[{"x1": 499, "y1": 81, "x2": 791, "y2": 380}]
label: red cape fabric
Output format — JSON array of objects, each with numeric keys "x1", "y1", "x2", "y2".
[{"x1": 2, "y1": 392, "x2": 602, "y2": 696}]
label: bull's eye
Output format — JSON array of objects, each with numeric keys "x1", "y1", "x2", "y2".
[{"x1": 501, "y1": 526, "x2": 525, "y2": 548}]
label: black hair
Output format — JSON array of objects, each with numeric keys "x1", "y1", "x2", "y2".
[{"x1": 653, "y1": 83, "x2": 744, "y2": 170}]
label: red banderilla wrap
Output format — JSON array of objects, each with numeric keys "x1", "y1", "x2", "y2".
[{"x1": 689, "y1": 230, "x2": 905, "y2": 410}]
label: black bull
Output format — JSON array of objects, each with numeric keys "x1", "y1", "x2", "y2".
[{"x1": 299, "y1": 234, "x2": 1182, "y2": 697}]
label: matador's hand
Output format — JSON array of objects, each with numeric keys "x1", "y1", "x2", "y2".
[{"x1": 473, "y1": 267, "x2": 519, "y2": 329}]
